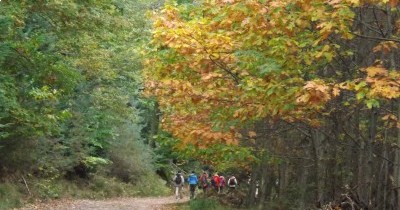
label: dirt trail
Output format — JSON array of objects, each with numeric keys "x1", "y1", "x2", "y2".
[{"x1": 19, "y1": 196, "x2": 189, "y2": 210}]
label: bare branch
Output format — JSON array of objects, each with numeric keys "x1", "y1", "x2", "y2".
[
  {"x1": 351, "y1": 32, "x2": 400, "y2": 43},
  {"x1": 208, "y1": 55, "x2": 240, "y2": 84}
]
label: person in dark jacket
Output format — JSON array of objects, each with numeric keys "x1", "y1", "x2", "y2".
[
  {"x1": 173, "y1": 171, "x2": 185, "y2": 199},
  {"x1": 199, "y1": 171, "x2": 209, "y2": 193}
]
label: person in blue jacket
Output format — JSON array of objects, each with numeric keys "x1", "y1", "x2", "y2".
[{"x1": 187, "y1": 171, "x2": 199, "y2": 199}]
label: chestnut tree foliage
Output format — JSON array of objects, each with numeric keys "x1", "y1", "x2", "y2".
[{"x1": 145, "y1": 0, "x2": 400, "y2": 208}]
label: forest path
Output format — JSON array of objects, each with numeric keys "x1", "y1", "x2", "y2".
[{"x1": 19, "y1": 196, "x2": 189, "y2": 210}]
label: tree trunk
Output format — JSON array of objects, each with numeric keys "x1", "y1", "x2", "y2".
[
  {"x1": 246, "y1": 163, "x2": 259, "y2": 207},
  {"x1": 367, "y1": 108, "x2": 377, "y2": 208},
  {"x1": 148, "y1": 102, "x2": 160, "y2": 148},
  {"x1": 278, "y1": 161, "x2": 289, "y2": 199},
  {"x1": 311, "y1": 129, "x2": 324, "y2": 206},
  {"x1": 299, "y1": 154, "x2": 310, "y2": 209},
  {"x1": 394, "y1": 102, "x2": 400, "y2": 209}
]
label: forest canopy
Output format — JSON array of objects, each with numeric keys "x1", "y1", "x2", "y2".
[{"x1": 144, "y1": 0, "x2": 400, "y2": 209}]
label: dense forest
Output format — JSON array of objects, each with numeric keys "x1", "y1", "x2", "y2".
[
  {"x1": 0, "y1": 0, "x2": 171, "y2": 208},
  {"x1": 1, "y1": 0, "x2": 400, "y2": 210}
]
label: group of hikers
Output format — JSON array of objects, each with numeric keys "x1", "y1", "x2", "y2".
[{"x1": 173, "y1": 170, "x2": 238, "y2": 199}]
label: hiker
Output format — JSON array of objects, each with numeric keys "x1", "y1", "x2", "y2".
[
  {"x1": 219, "y1": 174, "x2": 226, "y2": 193},
  {"x1": 227, "y1": 175, "x2": 238, "y2": 192},
  {"x1": 173, "y1": 171, "x2": 185, "y2": 199},
  {"x1": 199, "y1": 171, "x2": 209, "y2": 193},
  {"x1": 187, "y1": 171, "x2": 198, "y2": 199},
  {"x1": 212, "y1": 173, "x2": 220, "y2": 192}
]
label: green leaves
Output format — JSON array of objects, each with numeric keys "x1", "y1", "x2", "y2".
[
  {"x1": 235, "y1": 50, "x2": 282, "y2": 77},
  {"x1": 366, "y1": 99, "x2": 380, "y2": 109},
  {"x1": 0, "y1": 0, "x2": 160, "y2": 180},
  {"x1": 83, "y1": 156, "x2": 111, "y2": 170},
  {"x1": 0, "y1": 123, "x2": 12, "y2": 139}
]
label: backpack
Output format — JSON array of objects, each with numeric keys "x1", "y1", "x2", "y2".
[
  {"x1": 229, "y1": 178, "x2": 236, "y2": 185},
  {"x1": 211, "y1": 178, "x2": 216, "y2": 186},
  {"x1": 200, "y1": 175, "x2": 208, "y2": 187},
  {"x1": 220, "y1": 177, "x2": 225, "y2": 186},
  {"x1": 201, "y1": 175, "x2": 207, "y2": 184},
  {"x1": 174, "y1": 174, "x2": 182, "y2": 184}
]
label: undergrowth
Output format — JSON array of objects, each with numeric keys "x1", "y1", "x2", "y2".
[
  {"x1": 0, "y1": 183, "x2": 23, "y2": 209},
  {"x1": 170, "y1": 197, "x2": 239, "y2": 210}
]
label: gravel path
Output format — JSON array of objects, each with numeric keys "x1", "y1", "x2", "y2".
[{"x1": 19, "y1": 196, "x2": 189, "y2": 210}]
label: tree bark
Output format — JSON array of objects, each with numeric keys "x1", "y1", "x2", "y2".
[
  {"x1": 394, "y1": 102, "x2": 400, "y2": 209},
  {"x1": 311, "y1": 129, "x2": 324, "y2": 205}
]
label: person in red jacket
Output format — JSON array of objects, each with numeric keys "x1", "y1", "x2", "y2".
[{"x1": 213, "y1": 173, "x2": 221, "y2": 192}]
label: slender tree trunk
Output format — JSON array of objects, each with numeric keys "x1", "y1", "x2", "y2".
[
  {"x1": 278, "y1": 161, "x2": 289, "y2": 199},
  {"x1": 384, "y1": 6, "x2": 399, "y2": 208},
  {"x1": 377, "y1": 128, "x2": 389, "y2": 210},
  {"x1": 383, "y1": 129, "x2": 389, "y2": 210},
  {"x1": 257, "y1": 166, "x2": 267, "y2": 210},
  {"x1": 366, "y1": 108, "x2": 377, "y2": 208},
  {"x1": 355, "y1": 107, "x2": 368, "y2": 207},
  {"x1": 357, "y1": 139, "x2": 366, "y2": 203},
  {"x1": 394, "y1": 102, "x2": 400, "y2": 209},
  {"x1": 299, "y1": 154, "x2": 309, "y2": 209},
  {"x1": 311, "y1": 129, "x2": 324, "y2": 206},
  {"x1": 259, "y1": 163, "x2": 274, "y2": 210},
  {"x1": 331, "y1": 114, "x2": 341, "y2": 201},
  {"x1": 246, "y1": 163, "x2": 259, "y2": 207},
  {"x1": 382, "y1": 5, "x2": 395, "y2": 209},
  {"x1": 148, "y1": 102, "x2": 160, "y2": 148}
]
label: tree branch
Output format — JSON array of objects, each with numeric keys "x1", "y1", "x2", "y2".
[
  {"x1": 351, "y1": 32, "x2": 400, "y2": 43},
  {"x1": 208, "y1": 55, "x2": 240, "y2": 85}
]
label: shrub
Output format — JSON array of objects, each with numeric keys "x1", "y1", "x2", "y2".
[
  {"x1": 189, "y1": 198, "x2": 232, "y2": 210},
  {"x1": 107, "y1": 124, "x2": 155, "y2": 183},
  {"x1": 0, "y1": 183, "x2": 23, "y2": 209}
]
